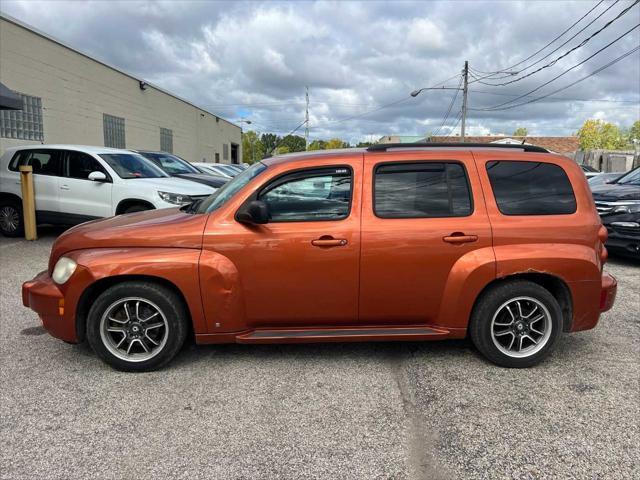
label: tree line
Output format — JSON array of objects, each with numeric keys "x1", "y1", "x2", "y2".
[{"x1": 242, "y1": 132, "x2": 372, "y2": 163}]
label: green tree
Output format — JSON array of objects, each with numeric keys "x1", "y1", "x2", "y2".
[
  {"x1": 274, "y1": 145, "x2": 290, "y2": 155},
  {"x1": 512, "y1": 127, "x2": 528, "y2": 136},
  {"x1": 242, "y1": 131, "x2": 264, "y2": 164},
  {"x1": 577, "y1": 119, "x2": 626, "y2": 150},
  {"x1": 279, "y1": 134, "x2": 306, "y2": 153},
  {"x1": 308, "y1": 139, "x2": 326, "y2": 150},
  {"x1": 261, "y1": 133, "x2": 280, "y2": 154},
  {"x1": 325, "y1": 138, "x2": 348, "y2": 149},
  {"x1": 628, "y1": 120, "x2": 640, "y2": 144}
]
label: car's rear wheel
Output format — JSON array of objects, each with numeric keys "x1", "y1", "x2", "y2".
[
  {"x1": 0, "y1": 199, "x2": 24, "y2": 237},
  {"x1": 86, "y1": 281, "x2": 188, "y2": 372},
  {"x1": 469, "y1": 281, "x2": 562, "y2": 368}
]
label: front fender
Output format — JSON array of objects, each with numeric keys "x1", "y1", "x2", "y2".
[{"x1": 67, "y1": 247, "x2": 207, "y2": 334}]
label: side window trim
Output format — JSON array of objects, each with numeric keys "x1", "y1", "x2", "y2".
[
  {"x1": 372, "y1": 160, "x2": 474, "y2": 219},
  {"x1": 247, "y1": 165, "x2": 354, "y2": 223}
]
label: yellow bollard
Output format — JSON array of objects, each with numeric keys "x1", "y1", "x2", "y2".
[{"x1": 19, "y1": 165, "x2": 37, "y2": 240}]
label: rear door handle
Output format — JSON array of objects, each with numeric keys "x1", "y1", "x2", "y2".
[
  {"x1": 60, "y1": 184, "x2": 70, "y2": 190},
  {"x1": 443, "y1": 233, "x2": 478, "y2": 244},
  {"x1": 311, "y1": 237, "x2": 348, "y2": 247}
]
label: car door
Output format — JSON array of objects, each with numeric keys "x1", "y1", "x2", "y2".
[
  {"x1": 202, "y1": 159, "x2": 362, "y2": 328},
  {"x1": 59, "y1": 150, "x2": 113, "y2": 220},
  {"x1": 359, "y1": 151, "x2": 492, "y2": 325},
  {"x1": 17, "y1": 149, "x2": 62, "y2": 220}
]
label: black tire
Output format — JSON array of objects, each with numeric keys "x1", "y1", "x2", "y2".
[
  {"x1": 86, "y1": 281, "x2": 188, "y2": 372},
  {"x1": 469, "y1": 280, "x2": 563, "y2": 368},
  {"x1": 0, "y1": 199, "x2": 24, "y2": 237},
  {"x1": 123, "y1": 204, "x2": 152, "y2": 214}
]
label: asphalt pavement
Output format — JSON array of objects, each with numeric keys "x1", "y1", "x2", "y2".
[{"x1": 1, "y1": 230, "x2": 638, "y2": 479}]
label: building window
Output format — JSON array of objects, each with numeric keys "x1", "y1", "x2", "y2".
[
  {"x1": 160, "y1": 127, "x2": 173, "y2": 153},
  {"x1": 103, "y1": 113, "x2": 125, "y2": 148},
  {"x1": 223, "y1": 143, "x2": 229, "y2": 161},
  {"x1": 0, "y1": 93, "x2": 44, "y2": 141}
]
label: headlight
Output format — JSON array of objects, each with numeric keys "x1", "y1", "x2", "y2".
[
  {"x1": 158, "y1": 191, "x2": 194, "y2": 205},
  {"x1": 52, "y1": 257, "x2": 77, "y2": 284},
  {"x1": 612, "y1": 202, "x2": 640, "y2": 214}
]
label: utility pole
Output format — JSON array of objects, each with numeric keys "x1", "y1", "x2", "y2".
[
  {"x1": 305, "y1": 86, "x2": 309, "y2": 150},
  {"x1": 461, "y1": 60, "x2": 469, "y2": 142}
]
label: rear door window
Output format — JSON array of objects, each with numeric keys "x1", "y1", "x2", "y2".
[
  {"x1": 374, "y1": 162, "x2": 472, "y2": 218},
  {"x1": 486, "y1": 161, "x2": 576, "y2": 215}
]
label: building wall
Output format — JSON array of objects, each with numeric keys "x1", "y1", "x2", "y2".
[{"x1": 0, "y1": 17, "x2": 241, "y2": 163}]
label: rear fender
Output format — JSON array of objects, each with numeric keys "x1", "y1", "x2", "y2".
[
  {"x1": 437, "y1": 246, "x2": 496, "y2": 330},
  {"x1": 493, "y1": 244, "x2": 601, "y2": 332}
]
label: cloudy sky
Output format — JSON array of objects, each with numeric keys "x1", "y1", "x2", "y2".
[{"x1": 1, "y1": 0, "x2": 638, "y2": 141}]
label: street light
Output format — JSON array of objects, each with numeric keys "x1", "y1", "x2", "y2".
[{"x1": 410, "y1": 86, "x2": 463, "y2": 97}]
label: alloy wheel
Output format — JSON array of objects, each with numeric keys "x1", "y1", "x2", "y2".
[
  {"x1": 490, "y1": 296, "x2": 552, "y2": 358},
  {"x1": 99, "y1": 297, "x2": 169, "y2": 362},
  {"x1": 0, "y1": 206, "x2": 20, "y2": 233}
]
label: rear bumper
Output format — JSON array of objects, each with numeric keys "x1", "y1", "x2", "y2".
[{"x1": 600, "y1": 272, "x2": 617, "y2": 313}]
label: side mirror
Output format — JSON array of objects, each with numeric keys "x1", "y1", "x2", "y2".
[
  {"x1": 237, "y1": 200, "x2": 269, "y2": 225},
  {"x1": 88, "y1": 171, "x2": 108, "y2": 182}
]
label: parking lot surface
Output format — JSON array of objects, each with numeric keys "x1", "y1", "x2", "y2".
[{"x1": 1, "y1": 230, "x2": 638, "y2": 479}]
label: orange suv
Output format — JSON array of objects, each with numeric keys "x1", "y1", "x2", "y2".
[{"x1": 22, "y1": 143, "x2": 617, "y2": 371}]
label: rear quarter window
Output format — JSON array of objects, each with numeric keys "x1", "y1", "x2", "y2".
[{"x1": 486, "y1": 160, "x2": 577, "y2": 215}]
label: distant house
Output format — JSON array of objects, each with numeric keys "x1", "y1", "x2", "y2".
[
  {"x1": 427, "y1": 136, "x2": 580, "y2": 155},
  {"x1": 378, "y1": 135, "x2": 426, "y2": 144}
]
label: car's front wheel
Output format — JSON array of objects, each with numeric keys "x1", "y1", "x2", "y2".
[
  {"x1": 469, "y1": 281, "x2": 563, "y2": 368},
  {"x1": 86, "y1": 281, "x2": 188, "y2": 372}
]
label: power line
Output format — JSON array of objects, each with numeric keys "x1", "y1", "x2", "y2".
[
  {"x1": 430, "y1": 75, "x2": 463, "y2": 136},
  {"x1": 474, "y1": 0, "x2": 638, "y2": 87},
  {"x1": 471, "y1": 0, "x2": 607, "y2": 77},
  {"x1": 473, "y1": 24, "x2": 640, "y2": 111},
  {"x1": 466, "y1": 88, "x2": 638, "y2": 103},
  {"x1": 471, "y1": 45, "x2": 640, "y2": 111}
]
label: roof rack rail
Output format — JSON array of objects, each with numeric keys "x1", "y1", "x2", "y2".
[{"x1": 366, "y1": 142, "x2": 549, "y2": 153}]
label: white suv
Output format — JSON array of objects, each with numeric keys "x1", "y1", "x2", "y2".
[{"x1": 0, "y1": 145, "x2": 216, "y2": 237}]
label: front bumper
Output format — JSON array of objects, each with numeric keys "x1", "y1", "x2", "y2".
[
  {"x1": 22, "y1": 271, "x2": 72, "y2": 341},
  {"x1": 601, "y1": 213, "x2": 640, "y2": 258},
  {"x1": 600, "y1": 272, "x2": 617, "y2": 313},
  {"x1": 22, "y1": 265, "x2": 94, "y2": 343}
]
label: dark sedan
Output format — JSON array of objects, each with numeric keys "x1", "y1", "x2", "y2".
[
  {"x1": 591, "y1": 167, "x2": 640, "y2": 259},
  {"x1": 135, "y1": 150, "x2": 229, "y2": 189}
]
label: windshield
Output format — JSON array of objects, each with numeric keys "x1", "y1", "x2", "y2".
[
  {"x1": 614, "y1": 168, "x2": 640, "y2": 186},
  {"x1": 138, "y1": 152, "x2": 200, "y2": 175},
  {"x1": 217, "y1": 165, "x2": 239, "y2": 176},
  {"x1": 99, "y1": 153, "x2": 168, "y2": 179},
  {"x1": 197, "y1": 162, "x2": 267, "y2": 213}
]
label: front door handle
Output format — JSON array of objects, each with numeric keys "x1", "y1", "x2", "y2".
[
  {"x1": 60, "y1": 184, "x2": 70, "y2": 190},
  {"x1": 311, "y1": 236, "x2": 348, "y2": 247},
  {"x1": 443, "y1": 233, "x2": 478, "y2": 244}
]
